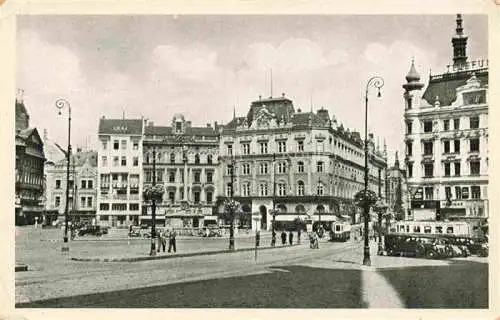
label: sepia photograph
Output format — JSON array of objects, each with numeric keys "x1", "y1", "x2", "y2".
[{"x1": 4, "y1": 2, "x2": 495, "y2": 315}]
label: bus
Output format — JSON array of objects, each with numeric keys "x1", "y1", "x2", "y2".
[{"x1": 390, "y1": 221, "x2": 471, "y2": 237}]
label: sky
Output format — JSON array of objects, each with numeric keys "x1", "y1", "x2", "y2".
[{"x1": 16, "y1": 14, "x2": 488, "y2": 164}]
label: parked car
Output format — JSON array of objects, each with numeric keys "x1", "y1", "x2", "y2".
[
  {"x1": 384, "y1": 234, "x2": 448, "y2": 259},
  {"x1": 78, "y1": 225, "x2": 108, "y2": 237}
]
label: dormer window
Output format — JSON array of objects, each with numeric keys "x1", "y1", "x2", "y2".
[{"x1": 176, "y1": 121, "x2": 182, "y2": 133}]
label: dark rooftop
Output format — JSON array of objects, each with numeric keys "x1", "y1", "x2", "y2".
[
  {"x1": 98, "y1": 119, "x2": 143, "y2": 135},
  {"x1": 422, "y1": 68, "x2": 488, "y2": 106},
  {"x1": 144, "y1": 125, "x2": 218, "y2": 137}
]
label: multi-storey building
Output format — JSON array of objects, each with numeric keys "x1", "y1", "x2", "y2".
[
  {"x1": 385, "y1": 152, "x2": 410, "y2": 221},
  {"x1": 44, "y1": 150, "x2": 98, "y2": 224},
  {"x1": 403, "y1": 14, "x2": 488, "y2": 230},
  {"x1": 15, "y1": 96, "x2": 46, "y2": 226},
  {"x1": 142, "y1": 114, "x2": 220, "y2": 228},
  {"x1": 97, "y1": 118, "x2": 144, "y2": 227},
  {"x1": 218, "y1": 94, "x2": 387, "y2": 231}
]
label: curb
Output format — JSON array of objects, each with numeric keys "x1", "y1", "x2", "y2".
[
  {"x1": 71, "y1": 243, "x2": 303, "y2": 262},
  {"x1": 15, "y1": 264, "x2": 29, "y2": 272}
]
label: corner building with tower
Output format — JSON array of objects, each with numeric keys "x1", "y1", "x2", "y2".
[{"x1": 403, "y1": 14, "x2": 488, "y2": 230}]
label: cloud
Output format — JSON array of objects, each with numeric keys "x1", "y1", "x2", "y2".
[
  {"x1": 17, "y1": 30, "x2": 84, "y2": 95},
  {"x1": 151, "y1": 45, "x2": 219, "y2": 82}
]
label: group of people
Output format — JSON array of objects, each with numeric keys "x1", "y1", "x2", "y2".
[
  {"x1": 271, "y1": 230, "x2": 302, "y2": 247},
  {"x1": 156, "y1": 228, "x2": 177, "y2": 253}
]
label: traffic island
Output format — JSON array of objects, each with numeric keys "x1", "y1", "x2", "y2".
[{"x1": 71, "y1": 243, "x2": 302, "y2": 263}]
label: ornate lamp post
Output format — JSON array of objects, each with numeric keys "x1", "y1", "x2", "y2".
[
  {"x1": 224, "y1": 198, "x2": 240, "y2": 250},
  {"x1": 362, "y1": 76, "x2": 384, "y2": 266},
  {"x1": 55, "y1": 98, "x2": 71, "y2": 253},
  {"x1": 143, "y1": 147, "x2": 163, "y2": 256}
]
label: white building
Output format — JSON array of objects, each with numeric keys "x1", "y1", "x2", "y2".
[
  {"x1": 403, "y1": 14, "x2": 488, "y2": 232},
  {"x1": 96, "y1": 118, "x2": 144, "y2": 227}
]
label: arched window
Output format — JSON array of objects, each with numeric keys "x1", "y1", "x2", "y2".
[
  {"x1": 297, "y1": 181, "x2": 305, "y2": 196},
  {"x1": 277, "y1": 203, "x2": 287, "y2": 213},
  {"x1": 195, "y1": 154, "x2": 200, "y2": 164},
  {"x1": 242, "y1": 182, "x2": 251, "y2": 196},
  {"x1": 297, "y1": 161, "x2": 304, "y2": 173},
  {"x1": 295, "y1": 204, "x2": 306, "y2": 213},
  {"x1": 207, "y1": 154, "x2": 213, "y2": 164},
  {"x1": 317, "y1": 182, "x2": 324, "y2": 195},
  {"x1": 170, "y1": 153, "x2": 175, "y2": 163},
  {"x1": 316, "y1": 205, "x2": 325, "y2": 213},
  {"x1": 277, "y1": 182, "x2": 286, "y2": 196}
]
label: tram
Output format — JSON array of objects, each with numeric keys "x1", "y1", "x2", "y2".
[
  {"x1": 390, "y1": 221, "x2": 471, "y2": 236},
  {"x1": 329, "y1": 221, "x2": 351, "y2": 242}
]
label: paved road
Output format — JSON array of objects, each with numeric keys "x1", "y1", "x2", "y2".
[{"x1": 15, "y1": 227, "x2": 488, "y2": 308}]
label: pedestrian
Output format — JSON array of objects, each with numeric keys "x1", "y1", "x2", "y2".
[
  {"x1": 297, "y1": 229, "x2": 301, "y2": 244},
  {"x1": 288, "y1": 231, "x2": 294, "y2": 245},
  {"x1": 314, "y1": 231, "x2": 320, "y2": 249},
  {"x1": 281, "y1": 231, "x2": 287, "y2": 245},
  {"x1": 271, "y1": 230, "x2": 276, "y2": 247},
  {"x1": 157, "y1": 229, "x2": 164, "y2": 253},
  {"x1": 168, "y1": 228, "x2": 177, "y2": 253}
]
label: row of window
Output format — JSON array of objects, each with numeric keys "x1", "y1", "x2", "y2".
[
  {"x1": 406, "y1": 116, "x2": 481, "y2": 134},
  {"x1": 227, "y1": 139, "x2": 365, "y2": 159},
  {"x1": 406, "y1": 138, "x2": 481, "y2": 157},
  {"x1": 165, "y1": 190, "x2": 214, "y2": 204},
  {"x1": 421, "y1": 185, "x2": 483, "y2": 200},
  {"x1": 101, "y1": 156, "x2": 139, "y2": 167},
  {"x1": 56, "y1": 179, "x2": 92, "y2": 189},
  {"x1": 228, "y1": 161, "x2": 325, "y2": 175},
  {"x1": 407, "y1": 160, "x2": 481, "y2": 178},
  {"x1": 16, "y1": 171, "x2": 43, "y2": 186},
  {"x1": 143, "y1": 170, "x2": 214, "y2": 184},
  {"x1": 99, "y1": 203, "x2": 140, "y2": 211},
  {"x1": 145, "y1": 152, "x2": 214, "y2": 165},
  {"x1": 102, "y1": 139, "x2": 140, "y2": 151},
  {"x1": 54, "y1": 196, "x2": 93, "y2": 208},
  {"x1": 228, "y1": 180, "x2": 325, "y2": 197}
]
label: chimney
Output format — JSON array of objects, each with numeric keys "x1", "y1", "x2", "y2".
[
  {"x1": 214, "y1": 121, "x2": 218, "y2": 129},
  {"x1": 186, "y1": 121, "x2": 192, "y2": 128},
  {"x1": 77, "y1": 147, "x2": 82, "y2": 153},
  {"x1": 206, "y1": 123, "x2": 211, "y2": 128},
  {"x1": 101, "y1": 115, "x2": 105, "y2": 119},
  {"x1": 43, "y1": 129, "x2": 48, "y2": 141}
]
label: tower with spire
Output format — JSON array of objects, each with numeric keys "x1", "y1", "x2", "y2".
[
  {"x1": 402, "y1": 58, "x2": 425, "y2": 110},
  {"x1": 452, "y1": 14, "x2": 468, "y2": 69}
]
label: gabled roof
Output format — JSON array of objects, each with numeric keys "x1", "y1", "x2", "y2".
[
  {"x1": 55, "y1": 151, "x2": 98, "y2": 167},
  {"x1": 422, "y1": 69, "x2": 488, "y2": 106},
  {"x1": 98, "y1": 119, "x2": 143, "y2": 135}
]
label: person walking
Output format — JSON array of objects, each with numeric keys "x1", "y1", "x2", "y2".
[
  {"x1": 156, "y1": 229, "x2": 164, "y2": 253},
  {"x1": 297, "y1": 229, "x2": 301, "y2": 244},
  {"x1": 271, "y1": 230, "x2": 276, "y2": 247},
  {"x1": 168, "y1": 228, "x2": 177, "y2": 253},
  {"x1": 281, "y1": 231, "x2": 287, "y2": 245},
  {"x1": 288, "y1": 231, "x2": 294, "y2": 245}
]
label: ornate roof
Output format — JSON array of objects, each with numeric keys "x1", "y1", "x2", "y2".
[{"x1": 422, "y1": 69, "x2": 488, "y2": 106}]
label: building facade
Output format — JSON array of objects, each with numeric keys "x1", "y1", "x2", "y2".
[
  {"x1": 44, "y1": 150, "x2": 98, "y2": 224},
  {"x1": 96, "y1": 118, "x2": 144, "y2": 227},
  {"x1": 15, "y1": 97, "x2": 46, "y2": 226},
  {"x1": 403, "y1": 14, "x2": 488, "y2": 230},
  {"x1": 218, "y1": 94, "x2": 387, "y2": 231},
  {"x1": 142, "y1": 114, "x2": 220, "y2": 228}
]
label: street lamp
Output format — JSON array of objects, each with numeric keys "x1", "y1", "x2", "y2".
[
  {"x1": 55, "y1": 98, "x2": 71, "y2": 253},
  {"x1": 224, "y1": 157, "x2": 239, "y2": 250},
  {"x1": 362, "y1": 76, "x2": 384, "y2": 266},
  {"x1": 143, "y1": 147, "x2": 163, "y2": 256}
]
